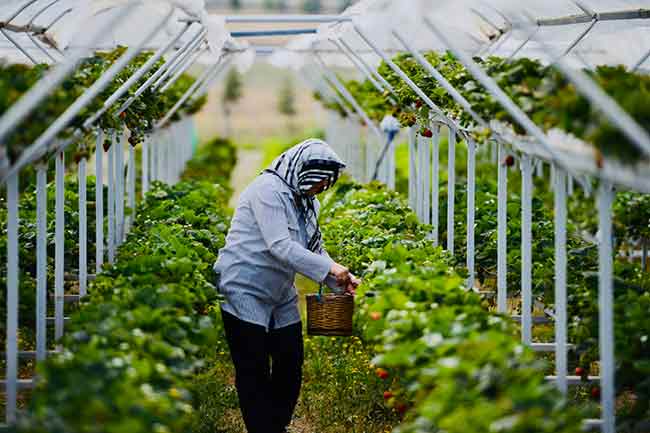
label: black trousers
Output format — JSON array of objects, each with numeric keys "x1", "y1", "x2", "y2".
[{"x1": 221, "y1": 309, "x2": 304, "y2": 433}]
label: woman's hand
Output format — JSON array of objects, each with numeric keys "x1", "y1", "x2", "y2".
[
  {"x1": 329, "y1": 262, "x2": 351, "y2": 288},
  {"x1": 345, "y1": 275, "x2": 361, "y2": 296}
]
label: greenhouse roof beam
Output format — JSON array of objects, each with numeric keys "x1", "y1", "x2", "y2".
[
  {"x1": 88, "y1": 25, "x2": 194, "y2": 127},
  {"x1": 230, "y1": 28, "x2": 317, "y2": 37},
  {"x1": 301, "y1": 64, "x2": 357, "y2": 119},
  {"x1": 352, "y1": 24, "x2": 462, "y2": 133},
  {"x1": 534, "y1": 8, "x2": 650, "y2": 27},
  {"x1": 422, "y1": 17, "x2": 574, "y2": 175},
  {"x1": 156, "y1": 55, "x2": 226, "y2": 128},
  {"x1": 115, "y1": 22, "x2": 194, "y2": 117},
  {"x1": 2, "y1": 5, "x2": 173, "y2": 180},
  {"x1": 337, "y1": 36, "x2": 396, "y2": 96},
  {"x1": 194, "y1": 56, "x2": 232, "y2": 97},
  {"x1": 150, "y1": 27, "x2": 206, "y2": 91},
  {"x1": 0, "y1": 1, "x2": 140, "y2": 151},
  {"x1": 313, "y1": 51, "x2": 383, "y2": 141},
  {"x1": 328, "y1": 38, "x2": 388, "y2": 100},
  {"x1": 180, "y1": 14, "x2": 352, "y2": 24},
  {"x1": 531, "y1": 33, "x2": 650, "y2": 159},
  {"x1": 0, "y1": 27, "x2": 38, "y2": 64}
]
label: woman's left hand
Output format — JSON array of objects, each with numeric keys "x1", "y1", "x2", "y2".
[{"x1": 346, "y1": 275, "x2": 361, "y2": 295}]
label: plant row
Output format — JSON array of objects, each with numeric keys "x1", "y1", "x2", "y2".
[
  {"x1": 316, "y1": 52, "x2": 650, "y2": 163},
  {"x1": 318, "y1": 179, "x2": 586, "y2": 433},
  {"x1": 0, "y1": 46, "x2": 207, "y2": 164}
]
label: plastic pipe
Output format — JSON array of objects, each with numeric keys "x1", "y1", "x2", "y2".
[
  {"x1": 431, "y1": 126, "x2": 440, "y2": 246},
  {"x1": 554, "y1": 167, "x2": 568, "y2": 393},
  {"x1": 95, "y1": 130, "x2": 104, "y2": 273},
  {"x1": 107, "y1": 134, "x2": 115, "y2": 264}
]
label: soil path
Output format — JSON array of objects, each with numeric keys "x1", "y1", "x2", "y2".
[{"x1": 229, "y1": 148, "x2": 264, "y2": 208}]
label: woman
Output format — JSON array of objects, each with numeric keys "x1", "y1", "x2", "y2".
[{"x1": 213, "y1": 139, "x2": 359, "y2": 433}]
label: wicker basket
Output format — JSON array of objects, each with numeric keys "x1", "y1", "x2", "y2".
[{"x1": 306, "y1": 292, "x2": 354, "y2": 337}]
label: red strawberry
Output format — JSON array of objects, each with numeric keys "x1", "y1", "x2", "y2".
[
  {"x1": 376, "y1": 368, "x2": 389, "y2": 380},
  {"x1": 503, "y1": 155, "x2": 515, "y2": 167},
  {"x1": 421, "y1": 128, "x2": 433, "y2": 138},
  {"x1": 591, "y1": 386, "x2": 601, "y2": 400},
  {"x1": 370, "y1": 311, "x2": 382, "y2": 321},
  {"x1": 119, "y1": 111, "x2": 126, "y2": 120},
  {"x1": 575, "y1": 367, "x2": 587, "y2": 380},
  {"x1": 395, "y1": 402, "x2": 408, "y2": 415},
  {"x1": 383, "y1": 391, "x2": 393, "y2": 400},
  {"x1": 415, "y1": 100, "x2": 423, "y2": 108}
]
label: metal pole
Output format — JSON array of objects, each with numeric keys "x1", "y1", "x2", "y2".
[
  {"x1": 78, "y1": 154, "x2": 87, "y2": 296},
  {"x1": 408, "y1": 126, "x2": 417, "y2": 210},
  {"x1": 0, "y1": 27, "x2": 38, "y2": 64},
  {"x1": 598, "y1": 182, "x2": 616, "y2": 433},
  {"x1": 127, "y1": 143, "x2": 135, "y2": 233},
  {"x1": 561, "y1": 19, "x2": 597, "y2": 58},
  {"x1": 521, "y1": 155, "x2": 533, "y2": 345},
  {"x1": 54, "y1": 150, "x2": 64, "y2": 340},
  {"x1": 447, "y1": 127, "x2": 456, "y2": 256},
  {"x1": 5, "y1": 173, "x2": 19, "y2": 423},
  {"x1": 497, "y1": 142, "x2": 508, "y2": 313},
  {"x1": 554, "y1": 167, "x2": 568, "y2": 393},
  {"x1": 159, "y1": 46, "x2": 206, "y2": 94},
  {"x1": 422, "y1": 131, "x2": 430, "y2": 224},
  {"x1": 0, "y1": 3, "x2": 137, "y2": 145},
  {"x1": 107, "y1": 134, "x2": 115, "y2": 264},
  {"x1": 116, "y1": 132, "x2": 125, "y2": 244},
  {"x1": 467, "y1": 138, "x2": 476, "y2": 289},
  {"x1": 416, "y1": 133, "x2": 424, "y2": 221},
  {"x1": 432, "y1": 126, "x2": 440, "y2": 246},
  {"x1": 95, "y1": 130, "x2": 104, "y2": 274},
  {"x1": 36, "y1": 164, "x2": 47, "y2": 360},
  {"x1": 632, "y1": 47, "x2": 650, "y2": 71},
  {"x1": 142, "y1": 136, "x2": 149, "y2": 196}
]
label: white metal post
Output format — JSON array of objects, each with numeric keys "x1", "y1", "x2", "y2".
[
  {"x1": 521, "y1": 155, "x2": 533, "y2": 345},
  {"x1": 142, "y1": 136, "x2": 149, "y2": 196},
  {"x1": 422, "y1": 131, "x2": 430, "y2": 225},
  {"x1": 408, "y1": 126, "x2": 416, "y2": 210},
  {"x1": 497, "y1": 143, "x2": 508, "y2": 313},
  {"x1": 447, "y1": 127, "x2": 456, "y2": 255},
  {"x1": 598, "y1": 182, "x2": 616, "y2": 433},
  {"x1": 54, "y1": 150, "x2": 64, "y2": 340},
  {"x1": 116, "y1": 132, "x2": 125, "y2": 244},
  {"x1": 432, "y1": 126, "x2": 440, "y2": 246},
  {"x1": 107, "y1": 133, "x2": 115, "y2": 264},
  {"x1": 95, "y1": 130, "x2": 104, "y2": 273},
  {"x1": 467, "y1": 138, "x2": 476, "y2": 289},
  {"x1": 416, "y1": 133, "x2": 425, "y2": 221},
  {"x1": 126, "y1": 144, "x2": 136, "y2": 234},
  {"x1": 5, "y1": 173, "x2": 19, "y2": 424},
  {"x1": 554, "y1": 167, "x2": 568, "y2": 393},
  {"x1": 36, "y1": 164, "x2": 47, "y2": 360},
  {"x1": 78, "y1": 155, "x2": 87, "y2": 297}
]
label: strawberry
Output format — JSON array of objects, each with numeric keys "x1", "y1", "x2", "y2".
[
  {"x1": 395, "y1": 402, "x2": 408, "y2": 415},
  {"x1": 421, "y1": 128, "x2": 433, "y2": 138},
  {"x1": 503, "y1": 155, "x2": 515, "y2": 167},
  {"x1": 119, "y1": 111, "x2": 126, "y2": 120},
  {"x1": 415, "y1": 100, "x2": 423, "y2": 109},
  {"x1": 383, "y1": 391, "x2": 393, "y2": 400},
  {"x1": 370, "y1": 311, "x2": 382, "y2": 321},
  {"x1": 591, "y1": 386, "x2": 601, "y2": 400},
  {"x1": 575, "y1": 367, "x2": 587, "y2": 380},
  {"x1": 376, "y1": 368, "x2": 389, "y2": 380}
]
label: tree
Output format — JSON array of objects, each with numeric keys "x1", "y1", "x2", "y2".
[
  {"x1": 302, "y1": 0, "x2": 321, "y2": 13},
  {"x1": 222, "y1": 68, "x2": 243, "y2": 138},
  {"x1": 278, "y1": 76, "x2": 297, "y2": 134}
]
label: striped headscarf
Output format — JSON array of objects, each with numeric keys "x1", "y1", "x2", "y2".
[{"x1": 264, "y1": 139, "x2": 346, "y2": 252}]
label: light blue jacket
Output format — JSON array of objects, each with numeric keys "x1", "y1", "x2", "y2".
[{"x1": 214, "y1": 172, "x2": 337, "y2": 330}]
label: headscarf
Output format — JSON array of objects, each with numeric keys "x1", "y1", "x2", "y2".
[{"x1": 263, "y1": 139, "x2": 346, "y2": 252}]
